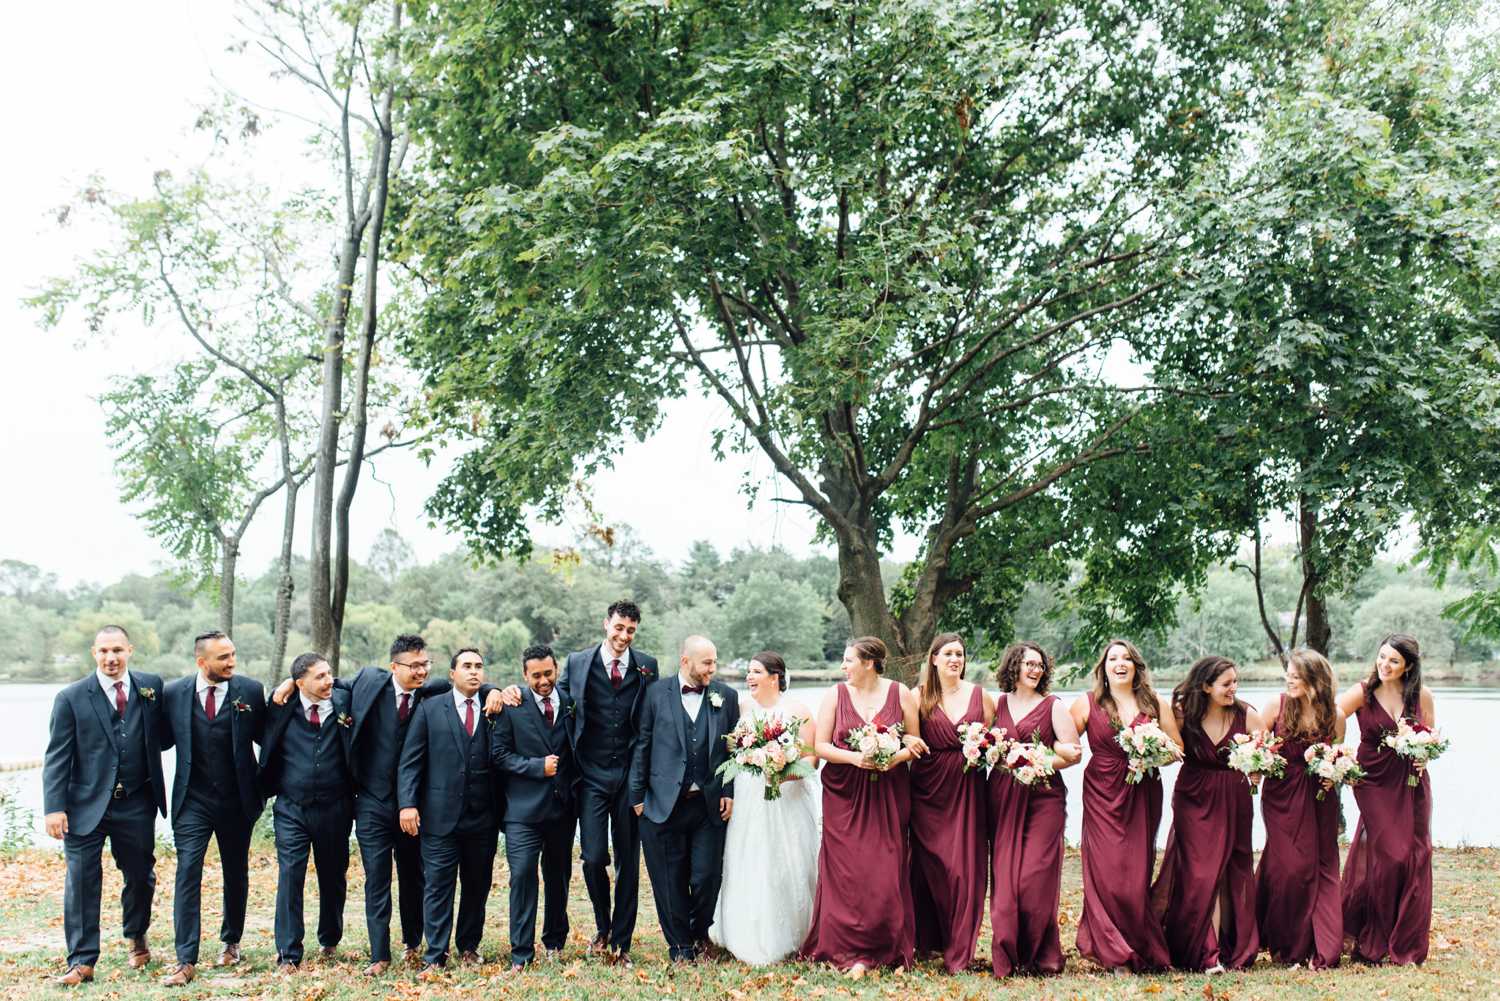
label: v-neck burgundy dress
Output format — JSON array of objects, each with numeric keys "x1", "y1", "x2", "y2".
[
  {"x1": 909, "y1": 684, "x2": 987, "y2": 972},
  {"x1": 988, "y1": 693, "x2": 1068, "y2": 977},
  {"x1": 1341, "y1": 694, "x2": 1433, "y2": 965},
  {"x1": 800, "y1": 682, "x2": 914, "y2": 970},
  {"x1": 1150, "y1": 703, "x2": 1258, "y2": 971}
]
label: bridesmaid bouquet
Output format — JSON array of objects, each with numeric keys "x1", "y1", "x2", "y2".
[
  {"x1": 716, "y1": 712, "x2": 815, "y2": 800},
  {"x1": 844, "y1": 721, "x2": 905, "y2": 781},
  {"x1": 1224, "y1": 730, "x2": 1286, "y2": 794},
  {"x1": 1000, "y1": 735, "x2": 1062, "y2": 787},
  {"x1": 1115, "y1": 719, "x2": 1179, "y2": 784},
  {"x1": 1303, "y1": 742, "x2": 1365, "y2": 800},
  {"x1": 1382, "y1": 718, "x2": 1450, "y2": 787},
  {"x1": 956, "y1": 721, "x2": 1008, "y2": 773}
]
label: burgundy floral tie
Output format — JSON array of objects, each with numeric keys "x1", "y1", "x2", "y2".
[
  {"x1": 309, "y1": 704, "x2": 320, "y2": 726},
  {"x1": 542, "y1": 695, "x2": 554, "y2": 726},
  {"x1": 610, "y1": 659, "x2": 623, "y2": 689},
  {"x1": 114, "y1": 682, "x2": 127, "y2": 718},
  {"x1": 205, "y1": 686, "x2": 217, "y2": 721},
  {"x1": 464, "y1": 699, "x2": 476, "y2": 737},
  {"x1": 399, "y1": 692, "x2": 411, "y2": 723}
]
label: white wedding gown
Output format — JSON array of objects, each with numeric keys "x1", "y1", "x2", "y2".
[{"x1": 709, "y1": 695, "x2": 823, "y2": 965}]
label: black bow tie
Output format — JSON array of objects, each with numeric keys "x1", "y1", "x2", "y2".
[{"x1": 681, "y1": 684, "x2": 705, "y2": 695}]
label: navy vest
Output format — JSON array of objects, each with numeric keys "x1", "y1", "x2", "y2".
[
  {"x1": 279, "y1": 711, "x2": 349, "y2": 805},
  {"x1": 682, "y1": 699, "x2": 712, "y2": 791},
  {"x1": 189, "y1": 695, "x2": 235, "y2": 799},
  {"x1": 581, "y1": 655, "x2": 638, "y2": 768},
  {"x1": 112, "y1": 692, "x2": 150, "y2": 797},
  {"x1": 459, "y1": 712, "x2": 495, "y2": 832}
]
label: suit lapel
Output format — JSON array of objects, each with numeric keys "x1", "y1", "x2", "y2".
[
  {"x1": 671, "y1": 681, "x2": 688, "y2": 756},
  {"x1": 227, "y1": 676, "x2": 241, "y2": 756},
  {"x1": 352, "y1": 671, "x2": 381, "y2": 742},
  {"x1": 86, "y1": 677, "x2": 117, "y2": 741},
  {"x1": 704, "y1": 683, "x2": 722, "y2": 752},
  {"x1": 443, "y1": 694, "x2": 469, "y2": 760}
]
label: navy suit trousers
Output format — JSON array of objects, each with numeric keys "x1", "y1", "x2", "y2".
[
  {"x1": 272, "y1": 796, "x2": 352, "y2": 963},
  {"x1": 63, "y1": 788, "x2": 156, "y2": 968},
  {"x1": 171, "y1": 792, "x2": 253, "y2": 964}
]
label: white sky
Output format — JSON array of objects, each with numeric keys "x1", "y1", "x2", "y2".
[{"x1": 0, "y1": 0, "x2": 847, "y2": 587}]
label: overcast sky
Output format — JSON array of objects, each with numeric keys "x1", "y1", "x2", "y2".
[{"x1": 0, "y1": 0, "x2": 857, "y2": 588}]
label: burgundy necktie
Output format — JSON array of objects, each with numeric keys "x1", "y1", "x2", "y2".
[
  {"x1": 542, "y1": 695, "x2": 554, "y2": 726},
  {"x1": 309, "y1": 704, "x2": 320, "y2": 727},
  {"x1": 114, "y1": 682, "x2": 126, "y2": 718},
  {"x1": 464, "y1": 698, "x2": 476, "y2": 737},
  {"x1": 610, "y1": 659, "x2": 623, "y2": 689},
  {"x1": 398, "y1": 692, "x2": 411, "y2": 723},
  {"x1": 204, "y1": 686, "x2": 217, "y2": 720}
]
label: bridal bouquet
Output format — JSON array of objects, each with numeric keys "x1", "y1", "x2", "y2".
[
  {"x1": 1303, "y1": 742, "x2": 1365, "y2": 800},
  {"x1": 957, "y1": 721, "x2": 1008, "y2": 773},
  {"x1": 1382, "y1": 718, "x2": 1449, "y2": 787},
  {"x1": 1000, "y1": 734, "x2": 1062, "y2": 788},
  {"x1": 716, "y1": 712, "x2": 814, "y2": 800},
  {"x1": 1115, "y1": 719, "x2": 1179, "y2": 785},
  {"x1": 1224, "y1": 730, "x2": 1285, "y2": 794},
  {"x1": 844, "y1": 720, "x2": 905, "y2": 781}
]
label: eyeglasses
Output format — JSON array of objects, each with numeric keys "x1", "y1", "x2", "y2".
[{"x1": 394, "y1": 658, "x2": 432, "y2": 671}]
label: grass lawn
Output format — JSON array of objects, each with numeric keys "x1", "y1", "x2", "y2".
[{"x1": 0, "y1": 841, "x2": 1494, "y2": 999}]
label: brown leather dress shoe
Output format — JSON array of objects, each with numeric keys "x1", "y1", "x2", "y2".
[
  {"x1": 161, "y1": 963, "x2": 195, "y2": 986},
  {"x1": 586, "y1": 933, "x2": 609, "y2": 955},
  {"x1": 275, "y1": 961, "x2": 299, "y2": 977},
  {"x1": 363, "y1": 960, "x2": 390, "y2": 976},
  {"x1": 126, "y1": 937, "x2": 151, "y2": 969},
  {"x1": 56, "y1": 965, "x2": 94, "y2": 986},
  {"x1": 419, "y1": 962, "x2": 446, "y2": 978},
  {"x1": 320, "y1": 945, "x2": 338, "y2": 961},
  {"x1": 457, "y1": 950, "x2": 481, "y2": 965},
  {"x1": 402, "y1": 946, "x2": 423, "y2": 966},
  {"x1": 217, "y1": 943, "x2": 241, "y2": 966}
]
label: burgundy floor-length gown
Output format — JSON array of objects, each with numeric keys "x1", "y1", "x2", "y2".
[
  {"x1": 1150, "y1": 703, "x2": 1258, "y2": 971},
  {"x1": 988, "y1": 693, "x2": 1067, "y2": 977},
  {"x1": 1076, "y1": 693, "x2": 1170, "y2": 972},
  {"x1": 1341, "y1": 697, "x2": 1433, "y2": 965},
  {"x1": 800, "y1": 682, "x2": 915, "y2": 970},
  {"x1": 1255, "y1": 700, "x2": 1342, "y2": 969},
  {"x1": 909, "y1": 684, "x2": 987, "y2": 973}
]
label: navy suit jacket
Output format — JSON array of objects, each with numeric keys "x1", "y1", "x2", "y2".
[
  {"x1": 43, "y1": 671, "x2": 168, "y2": 835},
  {"x1": 257, "y1": 687, "x2": 355, "y2": 799},
  {"x1": 160, "y1": 673, "x2": 267, "y2": 824},
  {"x1": 332, "y1": 666, "x2": 465, "y2": 799},
  {"x1": 491, "y1": 692, "x2": 576, "y2": 824},
  {"x1": 629, "y1": 678, "x2": 739, "y2": 826},
  {"x1": 397, "y1": 691, "x2": 504, "y2": 836},
  {"x1": 559, "y1": 644, "x2": 659, "y2": 759}
]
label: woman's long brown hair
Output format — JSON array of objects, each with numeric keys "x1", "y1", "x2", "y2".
[
  {"x1": 1362, "y1": 632, "x2": 1424, "y2": 722},
  {"x1": 917, "y1": 633, "x2": 965, "y2": 720},
  {"x1": 1089, "y1": 638, "x2": 1161, "y2": 726},
  {"x1": 1282, "y1": 647, "x2": 1337, "y2": 742}
]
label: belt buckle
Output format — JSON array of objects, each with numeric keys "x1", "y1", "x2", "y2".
[{"x1": 113, "y1": 783, "x2": 126, "y2": 800}]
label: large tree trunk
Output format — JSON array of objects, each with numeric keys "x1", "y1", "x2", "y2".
[
  {"x1": 272, "y1": 479, "x2": 299, "y2": 680},
  {"x1": 217, "y1": 534, "x2": 238, "y2": 636},
  {"x1": 308, "y1": 227, "x2": 362, "y2": 666},
  {"x1": 1299, "y1": 491, "x2": 1332, "y2": 655}
]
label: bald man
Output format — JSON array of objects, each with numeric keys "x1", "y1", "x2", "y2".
[{"x1": 629, "y1": 635, "x2": 739, "y2": 962}]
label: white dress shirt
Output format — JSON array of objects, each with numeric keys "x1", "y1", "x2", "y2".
[
  {"x1": 298, "y1": 692, "x2": 333, "y2": 725},
  {"x1": 96, "y1": 669, "x2": 130, "y2": 705},
  {"x1": 392, "y1": 675, "x2": 418, "y2": 713},
  {"x1": 196, "y1": 674, "x2": 228, "y2": 713},
  {"x1": 532, "y1": 688, "x2": 556, "y2": 723},
  {"x1": 452, "y1": 687, "x2": 480, "y2": 729}
]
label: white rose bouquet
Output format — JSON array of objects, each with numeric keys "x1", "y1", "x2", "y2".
[
  {"x1": 1115, "y1": 719, "x2": 1179, "y2": 785},
  {"x1": 1224, "y1": 729, "x2": 1285, "y2": 794},
  {"x1": 1302, "y1": 742, "x2": 1365, "y2": 800}
]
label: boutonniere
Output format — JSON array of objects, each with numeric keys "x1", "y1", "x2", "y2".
[
  {"x1": 708, "y1": 692, "x2": 724, "y2": 710},
  {"x1": 564, "y1": 701, "x2": 576, "y2": 718},
  {"x1": 137, "y1": 687, "x2": 156, "y2": 701},
  {"x1": 636, "y1": 663, "x2": 652, "y2": 679},
  {"x1": 231, "y1": 698, "x2": 252, "y2": 713},
  {"x1": 337, "y1": 712, "x2": 353, "y2": 728}
]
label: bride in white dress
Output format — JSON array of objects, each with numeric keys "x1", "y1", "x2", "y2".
[{"x1": 709, "y1": 651, "x2": 823, "y2": 964}]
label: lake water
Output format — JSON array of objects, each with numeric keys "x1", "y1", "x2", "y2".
[{"x1": 5, "y1": 683, "x2": 1495, "y2": 848}]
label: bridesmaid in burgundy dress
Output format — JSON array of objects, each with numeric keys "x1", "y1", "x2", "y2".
[
  {"x1": 801, "y1": 636, "x2": 924, "y2": 978},
  {"x1": 1151, "y1": 656, "x2": 1262, "y2": 972},
  {"x1": 1256, "y1": 648, "x2": 1345, "y2": 969},
  {"x1": 988, "y1": 642, "x2": 1082, "y2": 978},
  {"x1": 1337, "y1": 632, "x2": 1437, "y2": 965},
  {"x1": 908, "y1": 633, "x2": 992, "y2": 973},
  {"x1": 1067, "y1": 639, "x2": 1181, "y2": 972}
]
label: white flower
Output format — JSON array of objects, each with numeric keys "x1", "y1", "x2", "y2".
[{"x1": 708, "y1": 692, "x2": 724, "y2": 709}]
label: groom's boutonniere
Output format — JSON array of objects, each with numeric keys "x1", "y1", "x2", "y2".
[
  {"x1": 708, "y1": 691, "x2": 724, "y2": 710},
  {"x1": 137, "y1": 686, "x2": 156, "y2": 701},
  {"x1": 231, "y1": 698, "x2": 252, "y2": 713},
  {"x1": 636, "y1": 663, "x2": 652, "y2": 679},
  {"x1": 337, "y1": 712, "x2": 353, "y2": 729}
]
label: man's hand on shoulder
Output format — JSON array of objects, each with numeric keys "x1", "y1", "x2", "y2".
[
  {"x1": 499, "y1": 686, "x2": 524, "y2": 708},
  {"x1": 484, "y1": 690, "x2": 506, "y2": 716},
  {"x1": 271, "y1": 678, "x2": 295, "y2": 706}
]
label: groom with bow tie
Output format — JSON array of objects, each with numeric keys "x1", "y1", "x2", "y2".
[{"x1": 630, "y1": 635, "x2": 739, "y2": 963}]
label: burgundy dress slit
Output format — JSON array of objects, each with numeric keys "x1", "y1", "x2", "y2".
[
  {"x1": 800, "y1": 682, "x2": 915, "y2": 970},
  {"x1": 987, "y1": 693, "x2": 1067, "y2": 977}
]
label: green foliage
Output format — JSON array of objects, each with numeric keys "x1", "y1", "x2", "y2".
[
  {"x1": 1351, "y1": 583, "x2": 1467, "y2": 665},
  {"x1": 721, "y1": 571, "x2": 825, "y2": 665},
  {"x1": 339, "y1": 603, "x2": 417, "y2": 669},
  {"x1": 396, "y1": 0, "x2": 1335, "y2": 658}
]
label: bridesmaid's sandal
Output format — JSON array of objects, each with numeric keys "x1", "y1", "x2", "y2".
[{"x1": 845, "y1": 962, "x2": 868, "y2": 980}]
